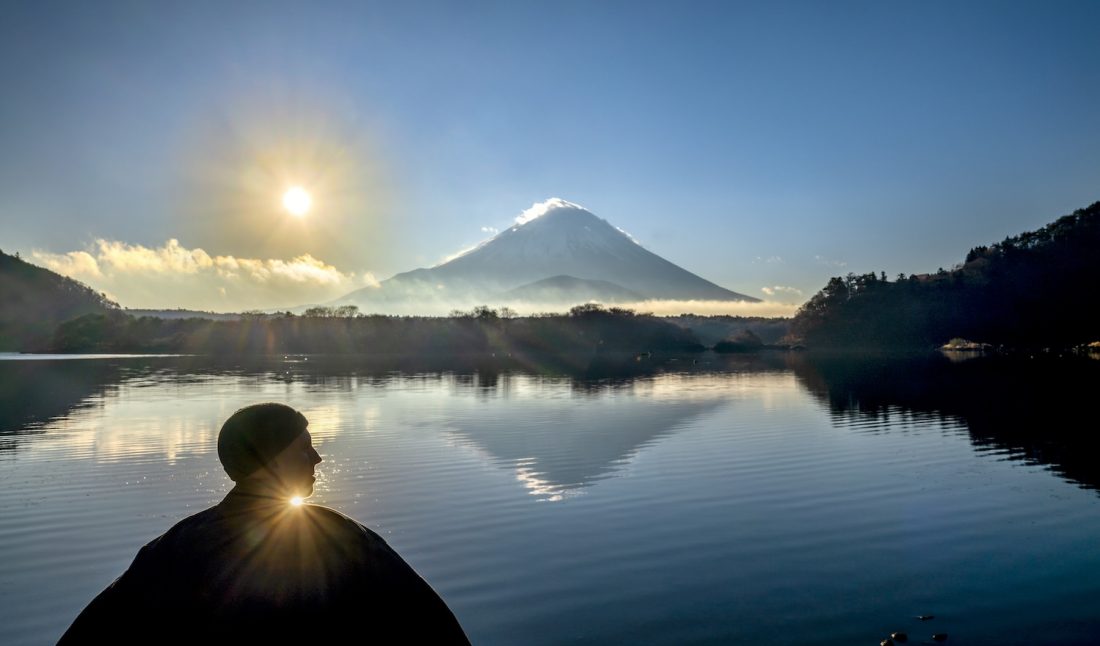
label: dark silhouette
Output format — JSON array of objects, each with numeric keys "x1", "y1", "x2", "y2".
[
  {"x1": 665, "y1": 314, "x2": 790, "y2": 348},
  {"x1": 59, "y1": 403, "x2": 470, "y2": 644},
  {"x1": 788, "y1": 352, "x2": 1100, "y2": 494},
  {"x1": 713, "y1": 328, "x2": 765, "y2": 353},
  {"x1": 45, "y1": 303, "x2": 706, "y2": 355},
  {"x1": 0, "y1": 249, "x2": 117, "y2": 351},
  {"x1": 790, "y1": 200, "x2": 1100, "y2": 349}
]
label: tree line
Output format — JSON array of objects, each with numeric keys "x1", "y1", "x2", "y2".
[
  {"x1": 47, "y1": 304, "x2": 707, "y2": 356},
  {"x1": 789, "y1": 201, "x2": 1100, "y2": 349}
]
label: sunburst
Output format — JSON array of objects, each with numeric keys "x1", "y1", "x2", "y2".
[{"x1": 282, "y1": 187, "x2": 312, "y2": 217}]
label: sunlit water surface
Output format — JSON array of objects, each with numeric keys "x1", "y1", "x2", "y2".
[{"x1": 1, "y1": 354, "x2": 1098, "y2": 645}]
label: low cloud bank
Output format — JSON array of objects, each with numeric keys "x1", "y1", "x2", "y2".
[
  {"x1": 33, "y1": 239, "x2": 376, "y2": 311},
  {"x1": 345, "y1": 298, "x2": 800, "y2": 318},
  {"x1": 591, "y1": 299, "x2": 798, "y2": 317}
]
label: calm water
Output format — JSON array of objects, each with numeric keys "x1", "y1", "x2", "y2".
[{"x1": 1, "y1": 353, "x2": 1098, "y2": 645}]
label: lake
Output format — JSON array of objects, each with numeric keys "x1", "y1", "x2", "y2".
[{"x1": 1, "y1": 352, "x2": 1098, "y2": 645}]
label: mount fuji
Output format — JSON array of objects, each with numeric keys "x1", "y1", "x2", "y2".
[{"x1": 334, "y1": 198, "x2": 758, "y2": 312}]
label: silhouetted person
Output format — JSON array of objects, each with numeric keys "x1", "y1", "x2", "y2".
[{"x1": 59, "y1": 403, "x2": 470, "y2": 644}]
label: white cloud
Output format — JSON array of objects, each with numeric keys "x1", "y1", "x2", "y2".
[
  {"x1": 753, "y1": 255, "x2": 784, "y2": 264},
  {"x1": 95, "y1": 238, "x2": 213, "y2": 274},
  {"x1": 607, "y1": 299, "x2": 798, "y2": 317},
  {"x1": 33, "y1": 239, "x2": 372, "y2": 311},
  {"x1": 434, "y1": 243, "x2": 482, "y2": 267},
  {"x1": 814, "y1": 255, "x2": 847, "y2": 268},
  {"x1": 36, "y1": 249, "x2": 102, "y2": 278},
  {"x1": 480, "y1": 226, "x2": 499, "y2": 235},
  {"x1": 760, "y1": 285, "x2": 803, "y2": 297},
  {"x1": 486, "y1": 299, "x2": 799, "y2": 318},
  {"x1": 515, "y1": 197, "x2": 586, "y2": 225},
  {"x1": 615, "y1": 226, "x2": 641, "y2": 246}
]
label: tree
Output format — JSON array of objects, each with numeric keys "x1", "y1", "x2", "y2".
[{"x1": 472, "y1": 305, "x2": 499, "y2": 320}]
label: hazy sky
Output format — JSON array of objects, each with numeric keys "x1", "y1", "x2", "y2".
[{"x1": 2, "y1": 1, "x2": 1098, "y2": 311}]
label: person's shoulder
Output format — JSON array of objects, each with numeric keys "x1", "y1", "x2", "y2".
[
  {"x1": 138, "y1": 505, "x2": 223, "y2": 552},
  {"x1": 302, "y1": 503, "x2": 379, "y2": 536},
  {"x1": 300, "y1": 503, "x2": 400, "y2": 554}
]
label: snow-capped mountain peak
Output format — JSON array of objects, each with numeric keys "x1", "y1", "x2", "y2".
[{"x1": 334, "y1": 198, "x2": 759, "y2": 311}]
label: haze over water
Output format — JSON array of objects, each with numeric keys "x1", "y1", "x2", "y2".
[{"x1": 2, "y1": 353, "x2": 1098, "y2": 645}]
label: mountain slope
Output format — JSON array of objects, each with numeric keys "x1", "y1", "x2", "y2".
[
  {"x1": 0, "y1": 249, "x2": 118, "y2": 350},
  {"x1": 501, "y1": 275, "x2": 645, "y2": 305}
]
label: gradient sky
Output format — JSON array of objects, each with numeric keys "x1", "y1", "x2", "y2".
[{"x1": 2, "y1": 1, "x2": 1098, "y2": 312}]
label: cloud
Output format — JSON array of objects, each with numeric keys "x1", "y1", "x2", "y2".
[
  {"x1": 95, "y1": 238, "x2": 213, "y2": 274},
  {"x1": 480, "y1": 226, "x2": 499, "y2": 235},
  {"x1": 753, "y1": 256, "x2": 783, "y2": 264},
  {"x1": 36, "y1": 249, "x2": 102, "y2": 278},
  {"x1": 615, "y1": 226, "x2": 641, "y2": 246},
  {"x1": 608, "y1": 299, "x2": 798, "y2": 317},
  {"x1": 760, "y1": 285, "x2": 803, "y2": 300},
  {"x1": 515, "y1": 197, "x2": 586, "y2": 225},
  {"x1": 33, "y1": 239, "x2": 373, "y2": 311},
  {"x1": 481, "y1": 299, "x2": 799, "y2": 318},
  {"x1": 814, "y1": 255, "x2": 847, "y2": 268},
  {"x1": 434, "y1": 243, "x2": 483, "y2": 267}
]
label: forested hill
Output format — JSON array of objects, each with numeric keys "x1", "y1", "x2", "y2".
[
  {"x1": 0, "y1": 249, "x2": 117, "y2": 350},
  {"x1": 790, "y1": 201, "x2": 1100, "y2": 349}
]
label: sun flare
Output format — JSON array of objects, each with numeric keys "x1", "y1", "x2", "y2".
[{"x1": 282, "y1": 187, "x2": 312, "y2": 217}]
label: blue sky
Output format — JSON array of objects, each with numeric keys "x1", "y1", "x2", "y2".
[{"x1": 2, "y1": 1, "x2": 1098, "y2": 311}]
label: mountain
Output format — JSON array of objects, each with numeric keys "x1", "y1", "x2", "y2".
[
  {"x1": 0, "y1": 249, "x2": 118, "y2": 350},
  {"x1": 336, "y1": 199, "x2": 757, "y2": 311},
  {"x1": 502, "y1": 275, "x2": 645, "y2": 306}
]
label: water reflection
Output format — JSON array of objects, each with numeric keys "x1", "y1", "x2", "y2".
[
  {"x1": 789, "y1": 352, "x2": 1100, "y2": 492},
  {"x1": 9, "y1": 351, "x2": 1097, "y2": 499},
  {"x1": 6, "y1": 352, "x2": 1100, "y2": 645},
  {"x1": 0, "y1": 360, "x2": 123, "y2": 452},
  {"x1": 437, "y1": 387, "x2": 727, "y2": 500},
  {"x1": 0, "y1": 354, "x2": 757, "y2": 498}
]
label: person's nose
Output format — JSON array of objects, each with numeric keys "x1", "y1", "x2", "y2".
[{"x1": 310, "y1": 447, "x2": 322, "y2": 465}]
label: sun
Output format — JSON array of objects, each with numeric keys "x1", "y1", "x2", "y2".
[{"x1": 282, "y1": 186, "x2": 312, "y2": 217}]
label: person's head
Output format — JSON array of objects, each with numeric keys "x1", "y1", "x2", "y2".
[{"x1": 217, "y1": 403, "x2": 322, "y2": 498}]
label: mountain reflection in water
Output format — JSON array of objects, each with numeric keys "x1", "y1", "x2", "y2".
[{"x1": 3, "y1": 352, "x2": 1097, "y2": 496}]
